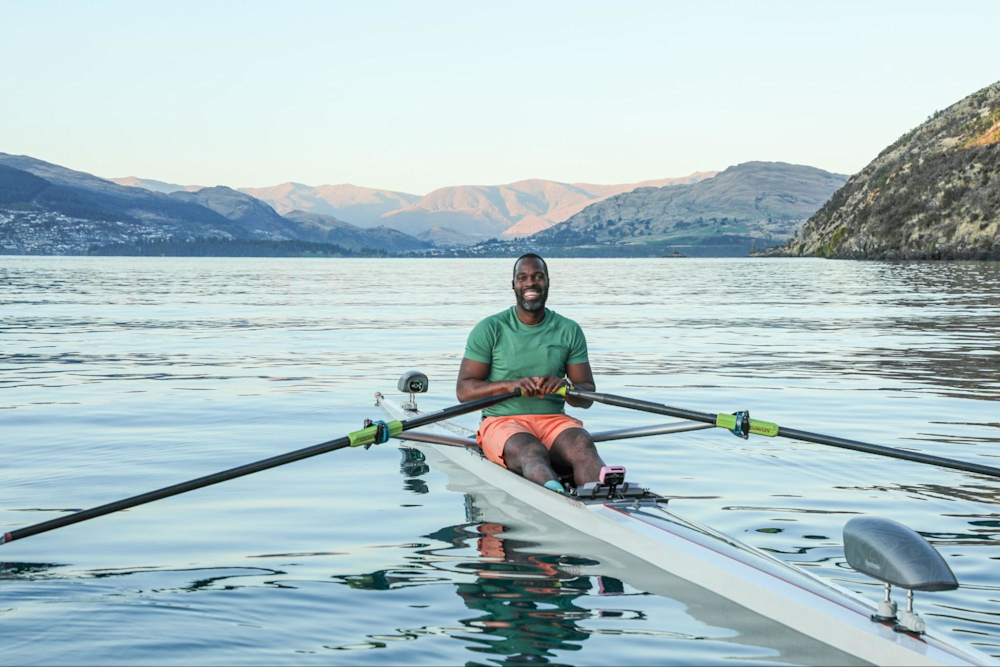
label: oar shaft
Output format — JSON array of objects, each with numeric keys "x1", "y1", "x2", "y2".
[
  {"x1": 5, "y1": 435, "x2": 353, "y2": 544},
  {"x1": 567, "y1": 388, "x2": 1000, "y2": 481},
  {"x1": 2, "y1": 390, "x2": 519, "y2": 546},
  {"x1": 568, "y1": 389, "x2": 717, "y2": 425},
  {"x1": 777, "y1": 426, "x2": 1000, "y2": 479}
]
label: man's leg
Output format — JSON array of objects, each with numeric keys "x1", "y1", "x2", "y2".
[
  {"x1": 502, "y1": 433, "x2": 561, "y2": 486},
  {"x1": 549, "y1": 428, "x2": 606, "y2": 486}
]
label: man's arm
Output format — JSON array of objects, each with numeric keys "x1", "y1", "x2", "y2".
[{"x1": 456, "y1": 357, "x2": 541, "y2": 402}]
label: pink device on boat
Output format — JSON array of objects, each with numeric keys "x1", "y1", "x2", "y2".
[{"x1": 599, "y1": 465, "x2": 626, "y2": 486}]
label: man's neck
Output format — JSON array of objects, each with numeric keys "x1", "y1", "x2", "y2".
[{"x1": 515, "y1": 305, "x2": 546, "y2": 326}]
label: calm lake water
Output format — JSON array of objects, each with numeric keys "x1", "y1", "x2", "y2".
[{"x1": 1, "y1": 256, "x2": 999, "y2": 665}]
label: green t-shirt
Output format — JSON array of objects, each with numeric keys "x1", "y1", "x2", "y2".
[{"x1": 464, "y1": 307, "x2": 589, "y2": 417}]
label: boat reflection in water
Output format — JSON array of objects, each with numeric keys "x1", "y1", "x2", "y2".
[
  {"x1": 328, "y1": 445, "x2": 865, "y2": 665},
  {"x1": 340, "y1": 515, "x2": 601, "y2": 663}
]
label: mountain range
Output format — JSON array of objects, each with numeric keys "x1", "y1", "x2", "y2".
[
  {"x1": 2, "y1": 152, "x2": 848, "y2": 257},
  {"x1": 238, "y1": 183, "x2": 420, "y2": 226},
  {"x1": 113, "y1": 172, "x2": 718, "y2": 243},
  {"x1": 767, "y1": 79, "x2": 1000, "y2": 260},
  {"x1": 0, "y1": 153, "x2": 428, "y2": 255},
  {"x1": 378, "y1": 174, "x2": 717, "y2": 241},
  {"x1": 110, "y1": 178, "x2": 422, "y2": 226}
]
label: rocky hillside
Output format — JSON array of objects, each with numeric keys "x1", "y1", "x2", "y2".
[
  {"x1": 531, "y1": 162, "x2": 846, "y2": 256},
  {"x1": 772, "y1": 80, "x2": 1000, "y2": 259}
]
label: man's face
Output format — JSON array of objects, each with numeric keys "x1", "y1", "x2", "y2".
[{"x1": 512, "y1": 258, "x2": 548, "y2": 312}]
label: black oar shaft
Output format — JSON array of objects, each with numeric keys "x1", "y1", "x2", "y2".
[
  {"x1": 568, "y1": 388, "x2": 1000, "y2": 481},
  {"x1": 569, "y1": 389, "x2": 717, "y2": 425},
  {"x1": 5, "y1": 435, "x2": 352, "y2": 543},
  {"x1": 776, "y1": 426, "x2": 1000, "y2": 479},
  {"x1": 2, "y1": 390, "x2": 518, "y2": 545}
]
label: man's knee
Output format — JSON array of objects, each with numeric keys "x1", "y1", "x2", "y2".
[
  {"x1": 553, "y1": 428, "x2": 596, "y2": 455},
  {"x1": 551, "y1": 428, "x2": 605, "y2": 483},
  {"x1": 503, "y1": 433, "x2": 550, "y2": 470}
]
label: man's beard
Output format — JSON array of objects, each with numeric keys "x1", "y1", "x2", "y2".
[{"x1": 516, "y1": 288, "x2": 547, "y2": 312}]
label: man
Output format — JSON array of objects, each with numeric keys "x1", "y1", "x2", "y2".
[{"x1": 456, "y1": 253, "x2": 607, "y2": 493}]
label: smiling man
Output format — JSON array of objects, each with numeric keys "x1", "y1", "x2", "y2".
[{"x1": 456, "y1": 253, "x2": 607, "y2": 493}]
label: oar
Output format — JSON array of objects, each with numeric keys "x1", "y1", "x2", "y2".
[
  {"x1": 1, "y1": 390, "x2": 521, "y2": 546},
  {"x1": 558, "y1": 387, "x2": 1000, "y2": 480}
]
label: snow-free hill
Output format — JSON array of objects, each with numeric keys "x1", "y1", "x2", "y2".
[
  {"x1": 167, "y1": 190, "x2": 429, "y2": 251},
  {"x1": 769, "y1": 79, "x2": 1000, "y2": 260},
  {"x1": 169, "y1": 186, "x2": 303, "y2": 239},
  {"x1": 380, "y1": 173, "x2": 717, "y2": 242},
  {"x1": 503, "y1": 174, "x2": 718, "y2": 237},
  {"x1": 0, "y1": 152, "x2": 239, "y2": 234},
  {"x1": 111, "y1": 176, "x2": 204, "y2": 193},
  {"x1": 533, "y1": 162, "x2": 847, "y2": 255},
  {"x1": 281, "y1": 210, "x2": 428, "y2": 252},
  {"x1": 239, "y1": 183, "x2": 421, "y2": 225},
  {"x1": 1, "y1": 153, "x2": 124, "y2": 194},
  {"x1": 415, "y1": 225, "x2": 480, "y2": 247}
]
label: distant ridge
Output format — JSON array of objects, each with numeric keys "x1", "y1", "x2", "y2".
[
  {"x1": 111, "y1": 176, "x2": 204, "y2": 194},
  {"x1": 239, "y1": 183, "x2": 421, "y2": 226},
  {"x1": 530, "y1": 162, "x2": 847, "y2": 256},
  {"x1": 415, "y1": 225, "x2": 479, "y2": 247},
  {"x1": 282, "y1": 209, "x2": 428, "y2": 252},
  {"x1": 169, "y1": 186, "x2": 302, "y2": 239},
  {"x1": 380, "y1": 173, "x2": 718, "y2": 242}
]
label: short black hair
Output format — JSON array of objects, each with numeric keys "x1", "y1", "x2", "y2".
[{"x1": 513, "y1": 253, "x2": 548, "y2": 278}]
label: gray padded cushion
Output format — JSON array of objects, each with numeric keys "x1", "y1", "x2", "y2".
[{"x1": 844, "y1": 516, "x2": 958, "y2": 591}]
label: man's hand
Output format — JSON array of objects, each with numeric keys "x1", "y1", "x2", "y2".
[
  {"x1": 504, "y1": 376, "x2": 564, "y2": 397},
  {"x1": 507, "y1": 377, "x2": 545, "y2": 397},
  {"x1": 457, "y1": 357, "x2": 593, "y2": 406},
  {"x1": 533, "y1": 375, "x2": 567, "y2": 396}
]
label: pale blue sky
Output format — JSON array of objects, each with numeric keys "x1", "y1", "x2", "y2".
[{"x1": 1, "y1": 1, "x2": 998, "y2": 194}]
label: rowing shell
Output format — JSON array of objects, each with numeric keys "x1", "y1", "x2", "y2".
[{"x1": 377, "y1": 393, "x2": 995, "y2": 666}]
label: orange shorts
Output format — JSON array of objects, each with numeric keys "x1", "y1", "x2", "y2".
[{"x1": 476, "y1": 414, "x2": 584, "y2": 468}]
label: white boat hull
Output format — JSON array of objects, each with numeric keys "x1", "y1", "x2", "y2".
[{"x1": 378, "y1": 394, "x2": 994, "y2": 666}]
